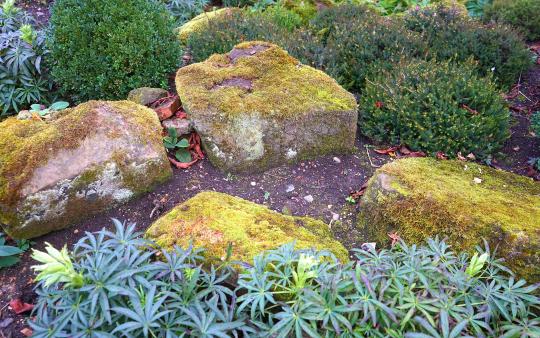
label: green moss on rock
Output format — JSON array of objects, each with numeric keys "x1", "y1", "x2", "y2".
[
  {"x1": 146, "y1": 191, "x2": 349, "y2": 263},
  {"x1": 177, "y1": 8, "x2": 240, "y2": 43},
  {"x1": 175, "y1": 41, "x2": 357, "y2": 173},
  {"x1": 177, "y1": 41, "x2": 356, "y2": 119},
  {"x1": 358, "y1": 157, "x2": 540, "y2": 282},
  {"x1": 0, "y1": 100, "x2": 172, "y2": 238}
]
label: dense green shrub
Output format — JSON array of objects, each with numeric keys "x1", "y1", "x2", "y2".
[
  {"x1": 48, "y1": 0, "x2": 182, "y2": 102},
  {"x1": 258, "y1": 4, "x2": 304, "y2": 31},
  {"x1": 360, "y1": 59, "x2": 510, "y2": 158},
  {"x1": 0, "y1": 0, "x2": 53, "y2": 117},
  {"x1": 483, "y1": 0, "x2": 540, "y2": 41},
  {"x1": 30, "y1": 220, "x2": 540, "y2": 337},
  {"x1": 403, "y1": 5, "x2": 532, "y2": 89},
  {"x1": 165, "y1": 0, "x2": 209, "y2": 25},
  {"x1": 187, "y1": 9, "x2": 319, "y2": 65},
  {"x1": 314, "y1": 4, "x2": 427, "y2": 94}
]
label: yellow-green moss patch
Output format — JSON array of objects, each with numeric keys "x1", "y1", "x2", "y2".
[
  {"x1": 358, "y1": 157, "x2": 540, "y2": 282},
  {"x1": 176, "y1": 41, "x2": 357, "y2": 119},
  {"x1": 177, "y1": 8, "x2": 240, "y2": 43},
  {"x1": 146, "y1": 191, "x2": 348, "y2": 263}
]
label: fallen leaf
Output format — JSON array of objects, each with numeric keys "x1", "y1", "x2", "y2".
[
  {"x1": 20, "y1": 328, "x2": 33, "y2": 337},
  {"x1": 436, "y1": 152, "x2": 448, "y2": 160},
  {"x1": 407, "y1": 151, "x2": 426, "y2": 158},
  {"x1": 457, "y1": 152, "x2": 466, "y2": 161},
  {"x1": 399, "y1": 145, "x2": 411, "y2": 155},
  {"x1": 374, "y1": 146, "x2": 398, "y2": 155},
  {"x1": 9, "y1": 299, "x2": 34, "y2": 315}
]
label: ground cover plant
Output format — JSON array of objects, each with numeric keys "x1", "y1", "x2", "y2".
[
  {"x1": 29, "y1": 220, "x2": 540, "y2": 337},
  {"x1": 166, "y1": 0, "x2": 210, "y2": 25},
  {"x1": 360, "y1": 59, "x2": 510, "y2": 158},
  {"x1": 483, "y1": 0, "x2": 540, "y2": 41},
  {"x1": 0, "y1": 0, "x2": 52, "y2": 117},
  {"x1": 47, "y1": 0, "x2": 181, "y2": 102},
  {"x1": 402, "y1": 4, "x2": 532, "y2": 89}
]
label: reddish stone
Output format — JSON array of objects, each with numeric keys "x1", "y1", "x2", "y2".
[{"x1": 154, "y1": 97, "x2": 181, "y2": 121}]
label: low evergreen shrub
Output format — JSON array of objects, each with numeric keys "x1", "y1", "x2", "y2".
[
  {"x1": 314, "y1": 4, "x2": 427, "y2": 94},
  {"x1": 165, "y1": 0, "x2": 210, "y2": 25},
  {"x1": 360, "y1": 59, "x2": 510, "y2": 158},
  {"x1": 403, "y1": 5, "x2": 532, "y2": 89},
  {"x1": 47, "y1": 0, "x2": 182, "y2": 102},
  {"x1": 30, "y1": 220, "x2": 540, "y2": 337},
  {"x1": 483, "y1": 0, "x2": 540, "y2": 42}
]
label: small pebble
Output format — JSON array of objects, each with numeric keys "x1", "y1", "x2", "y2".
[
  {"x1": 286, "y1": 184, "x2": 295, "y2": 193},
  {"x1": 333, "y1": 157, "x2": 341, "y2": 163},
  {"x1": 250, "y1": 181, "x2": 257, "y2": 186},
  {"x1": 304, "y1": 195, "x2": 314, "y2": 203}
]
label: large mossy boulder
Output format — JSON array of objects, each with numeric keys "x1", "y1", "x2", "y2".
[
  {"x1": 146, "y1": 191, "x2": 348, "y2": 263},
  {"x1": 0, "y1": 101, "x2": 172, "y2": 239},
  {"x1": 358, "y1": 157, "x2": 540, "y2": 282},
  {"x1": 176, "y1": 41, "x2": 358, "y2": 173}
]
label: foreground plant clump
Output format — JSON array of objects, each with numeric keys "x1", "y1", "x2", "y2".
[{"x1": 30, "y1": 220, "x2": 540, "y2": 337}]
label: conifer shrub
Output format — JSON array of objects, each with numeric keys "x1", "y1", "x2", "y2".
[
  {"x1": 483, "y1": 0, "x2": 540, "y2": 42},
  {"x1": 360, "y1": 59, "x2": 510, "y2": 158},
  {"x1": 403, "y1": 5, "x2": 532, "y2": 89},
  {"x1": 314, "y1": 4, "x2": 427, "y2": 94},
  {"x1": 187, "y1": 9, "x2": 318, "y2": 65},
  {"x1": 47, "y1": 0, "x2": 181, "y2": 102},
  {"x1": 29, "y1": 220, "x2": 540, "y2": 337}
]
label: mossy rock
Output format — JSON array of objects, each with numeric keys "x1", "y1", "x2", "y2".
[
  {"x1": 0, "y1": 101, "x2": 172, "y2": 239},
  {"x1": 177, "y1": 8, "x2": 240, "y2": 43},
  {"x1": 358, "y1": 158, "x2": 540, "y2": 282},
  {"x1": 145, "y1": 191, "x2": 348, "y2": 263},
  {"x1": 127, "y1": 87, "x2": 168, "y2": 106},
  {"x1": 176, "y1": 41, "x2": 358, "y2": 173}
]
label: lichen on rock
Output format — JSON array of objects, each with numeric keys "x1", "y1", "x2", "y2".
[
  {"x1": 145, "y1": 191, "x2": 349, "y2": 263},
  {"x1": 358, "y1": 157, "x2": 540, "y2": 282},
  {"x1": 176, "y1": 41, "x2": 358, "y2": 173},
  {"x1": 0, "y1": 100, "x2": 172, "y2": 239}
]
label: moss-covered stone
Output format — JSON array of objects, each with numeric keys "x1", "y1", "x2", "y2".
[
  {"x1": 177, "y1": 8, "x2": 240, "y2": 43},
  {"x1": 176, "y1": 41, "x2": 358, "y2": 173},
  {"x1": 146, "y1": 191, "x2": 348, "y2": 263},
  {"x1": 127, "y1": 87, "x2": 168, "y2": 106},
  {"x1": 358, "y1": 158, "x2": 540, "y2": 282},
  {"x1": 0, "y1": 100, "x2": 172, "y2": 239}
]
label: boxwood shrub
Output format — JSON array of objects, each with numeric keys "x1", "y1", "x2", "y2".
[
  {"x1": 483, "y1": 0, "x2": 540, "y2": 42},
  {"x1": 29, "y1": 220, "x2": 540, "y2": 337},
  {"x1": 47, "y1": 0, "x2": 182, "y2": 102},
  {"x1": 403, "y1": 5, "x2": 532, "y2": 89},
  {"x1": 360, "y1": 59, "x2": 510, "y2": 158}
]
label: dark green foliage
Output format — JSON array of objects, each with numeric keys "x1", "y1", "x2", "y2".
[
  {"x1": 360, "y1": 59, "x2": 510, "y2": 158},
  {"x1": 48, "y1": 0, "x2": 182, "y2": 102},
  {"x1": 313, "y1": 4, "x2": 427, "y2": 94},
  {"x1": 531, "y1": 111, "x2": 540, "y2": 170},
  {"x1": 258, "y1": 4, "x2": 304, "y2": 31},
  {"x1": 0, "y1": 231, "x2": 31, "y2": 269},
  {"x1": 187, "y1": 9, "x2": 318, "y2": 65},
  {"x1": 403, "y1": 5, "x2": 532, "y2": 89},
  {"x1": 165, "y1": 0, "x2": 210, "y2": 25},
  {"x1": 31, "y1": 220, "x2": 540, "y2": 337},
  {"x1": 483, "y1": 0, "x2": 540, "y2": 41},
  {"x1": 222, "y1": 0, "x2": 256, "y2": 7},
  {"x1": 0, "y1": 0, "x2": 53, "y2": 117}
]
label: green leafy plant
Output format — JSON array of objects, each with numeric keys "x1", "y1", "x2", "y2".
[
  {"x1": 0, "y1": 0, "x2": 53, "y2": 117},
  {"x1": 403, "y1": 4, "x2": 533, "y2": 89},
  {"x1": 360, "y1": 59, "x2": 510, "y2": 158},
  {"x1": 163, "y1": 127, "x2": 192, "y2": 163},
  {"x1": 165, "y1": 0, "x2": 209, "y2": 25},
  {"x1": 31, "y1": 220, "x2": 540, "y2": 337},
  {"x1": 47, "y1": 0, "x2": 182, "y2": 102},
  {"x1": 530, "y1": 111, "x2": 540, "y2": 170},
  {"x1": 29, "y1": 101, "x2": 69, "y2": 117},
  {"x1": 257, "y1": 4, "x2": 304, "y2": 31},
  {"x1": 31, "y1": 243, "x2": 84, "y2": 288},
  {"x1": 483, "y1": 0, "x2": 540, "y2": 41},
  {"x1": 466, "y1": 0, "x2": 492, "y2": 17},
  {"x1": 0, "y1": 231, "x2": 32, "y2": 268}
]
